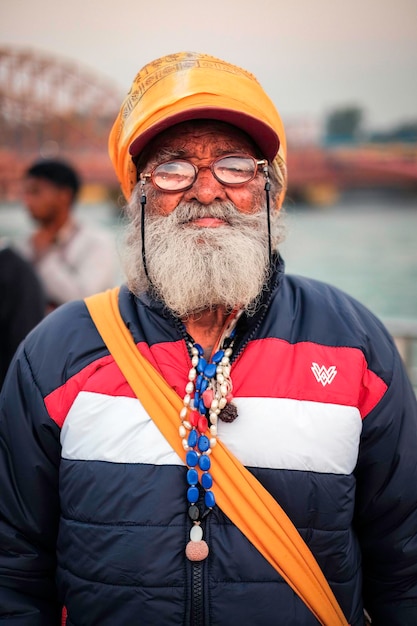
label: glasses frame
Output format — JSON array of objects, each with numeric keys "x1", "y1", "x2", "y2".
[{"x1": 140, "y1": 153, "x2": 268, "y2": 193}]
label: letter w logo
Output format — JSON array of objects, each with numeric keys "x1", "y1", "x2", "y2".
[{"x1": 311, "y1": 362, "x2": 337, "y2": 386}]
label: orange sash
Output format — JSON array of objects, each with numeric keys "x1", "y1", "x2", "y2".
[{"x1": 85, "y1": 287, "x2": 349, "y2": 626}]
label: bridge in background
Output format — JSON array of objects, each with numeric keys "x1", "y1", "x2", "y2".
[
  {"x1": 0, "y1": 46, "x2": 122, "y2": 200},
  {"x1": 1, "y1": 46, "x2": 417, "y2": 205}
]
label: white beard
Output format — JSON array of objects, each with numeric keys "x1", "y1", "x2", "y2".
[{"x1": 122, "y1": 191, "x2": 285, "y2": 317}]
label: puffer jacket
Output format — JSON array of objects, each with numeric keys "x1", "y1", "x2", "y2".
[{"x1": 1, "y1": 257, "x2": 417, "y2": 626}]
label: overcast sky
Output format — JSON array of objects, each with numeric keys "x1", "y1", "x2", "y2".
[{"x1": 1, "y1": 0, "x2": 416, "y2": 131}]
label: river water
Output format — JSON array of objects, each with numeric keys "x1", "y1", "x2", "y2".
[
  {"x1": 2, "y1": 189, "x2": 416, "y2": 321},
  {"x1": 280, "y1": 190, "x2": 417, "y2": 321}
]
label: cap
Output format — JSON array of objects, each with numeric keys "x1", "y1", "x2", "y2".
[{"x1": 108, "y1": 52, "x2": 287, "y2": 202}]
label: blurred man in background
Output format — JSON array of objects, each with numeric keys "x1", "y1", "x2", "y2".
[{"x1": 20, "y1": 158, "x2": 120, "y2": 311}]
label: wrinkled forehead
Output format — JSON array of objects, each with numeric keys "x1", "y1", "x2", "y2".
[{"x1": 136, "y1": 120, "x2": 261, "y2": 168}]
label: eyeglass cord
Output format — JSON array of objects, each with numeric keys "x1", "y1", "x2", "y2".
[
  {"x1": 140, "y1": 185, "x2": 152, "y2": 284},
  {"x1": 265, "y1": 180, "x2": 272, "y2": 266}
]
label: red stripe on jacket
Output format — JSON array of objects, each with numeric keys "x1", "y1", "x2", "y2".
[{"x1": 45, "y1": 337, "x2": 387, "y2": 427}]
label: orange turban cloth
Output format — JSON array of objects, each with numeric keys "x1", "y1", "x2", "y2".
[{"x1": 108, "y1": 52, "x2": 287, "y2": 205}]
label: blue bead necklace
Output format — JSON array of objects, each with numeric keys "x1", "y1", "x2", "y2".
[{"x1": 180, "y1": 310, "x2": 243, "y2": 562}]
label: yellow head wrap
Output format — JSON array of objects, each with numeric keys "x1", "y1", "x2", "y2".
[{"x1": 108, "y1": 52, "x2": 287, "y2": 205}]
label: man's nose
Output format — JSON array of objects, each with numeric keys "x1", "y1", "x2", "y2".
[{"x1": 183, "y1": 167, "x2": 227, "y2": 205}]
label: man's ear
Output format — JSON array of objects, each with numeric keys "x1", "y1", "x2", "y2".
[{"x1": 59, "y1": 186, "x2": 75, "y2": 209}]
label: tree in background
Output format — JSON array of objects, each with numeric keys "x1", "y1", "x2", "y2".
[{"x1": 324, "y1": 106, "x2": 364, "y2": 145}]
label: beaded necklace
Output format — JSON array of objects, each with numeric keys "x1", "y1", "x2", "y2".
[{"x1": 179, "y1": 310, "x2": 243, "y2": 562}]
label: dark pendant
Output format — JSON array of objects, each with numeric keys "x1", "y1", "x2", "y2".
[
  {"x1": 218, "y1": 403, "x2": 238, "y2": 423},
  {"x1": 188, "y1": 504, "x2": 200, "y2": 521}
]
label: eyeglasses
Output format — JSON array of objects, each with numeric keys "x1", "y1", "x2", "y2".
[{"x1": 140, "y1": 154, "x2": 268, "y2": 192}]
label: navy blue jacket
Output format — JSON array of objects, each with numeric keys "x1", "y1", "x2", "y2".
[{"x1": 1, "y1": 258, "x2": 417, "y2": 625}]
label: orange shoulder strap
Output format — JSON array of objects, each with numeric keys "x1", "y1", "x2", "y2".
[{"x1": 85, "y1": 287, "x2": 349, "y2": 626}]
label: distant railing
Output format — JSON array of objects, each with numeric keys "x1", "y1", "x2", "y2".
[{"x1": 383, "y1": 318, "x2": 417, "y2": 392}]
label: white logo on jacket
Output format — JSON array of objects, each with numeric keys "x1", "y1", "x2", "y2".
[{"x1": 311, "y1": 362, "x2": 337, "y2": 386}]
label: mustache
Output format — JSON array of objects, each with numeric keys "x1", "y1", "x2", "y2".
[{"x1": 156, "y1": 200, "x2": 263, "y2": 228}]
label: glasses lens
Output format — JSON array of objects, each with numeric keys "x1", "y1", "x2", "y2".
[
  {"x1": 152, "y1": 161, "x2": 196, "y2": 191},
  {"x1": 213, "y1": 155, "x2": 256, "y2": 185}
]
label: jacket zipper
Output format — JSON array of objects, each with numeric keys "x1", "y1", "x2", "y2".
[{"x1": 190, "y1": 561, "x2": 204, "y2": 626}]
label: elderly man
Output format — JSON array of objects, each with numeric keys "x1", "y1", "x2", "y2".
[{"x1": 0, "y1": 52, "x2": 416, "y2": 626}]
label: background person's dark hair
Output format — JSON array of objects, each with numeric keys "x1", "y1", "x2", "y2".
[{"x1": 25, "y1": 159, "x2": 81, "y2": 203}]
